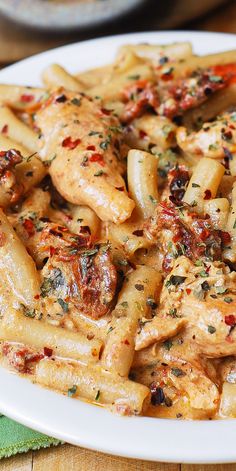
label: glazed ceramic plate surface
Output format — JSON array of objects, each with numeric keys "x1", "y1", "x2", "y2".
[{"x1": 0, "y1": 31, "x2": 236, "y2": 464}]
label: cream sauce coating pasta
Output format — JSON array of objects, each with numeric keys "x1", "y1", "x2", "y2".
[{"x1": 1, "y1": 41, "x2": 236, "y2": 419}]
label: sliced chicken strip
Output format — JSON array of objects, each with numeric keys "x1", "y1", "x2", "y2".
[{"x1": 35, "y1": 90, "x2": 134, "y2": 224}]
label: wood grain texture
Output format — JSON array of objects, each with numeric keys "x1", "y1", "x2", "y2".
[
  {"x1": 32, "y1": 444, "x2": 179, "y2": 471},
  {"x1": 182, "y1": 466, "x2": 236, "y2": 471},
  {"x1": 0, "y1": 451, "x2": 32, "y2": 471}
]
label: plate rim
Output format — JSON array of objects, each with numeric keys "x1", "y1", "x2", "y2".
[{"x1": 1, "y1": 30, "x2": 236, "y2": 464}]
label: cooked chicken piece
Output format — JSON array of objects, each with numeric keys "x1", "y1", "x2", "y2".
[
  {"x1": 0, "y1": 149, "x2": 23, "y2": 206},
  {"x1": 177, "y1": 112, "x2": 236, "y2": 159},
  {"x1": 40, "y1": 244, "x2": 117, "y2": 319},
  {"x1": 35, "y1": 90, "x2": 134, "y2": 224},
  {"x1": 124, "y1": 114, "x2": 176, "y2": 152},
  {"x1": 132, "y1": 343, "x2": 219, "y2": 416},
  {"x1": 159, "y1": 67, "x2": 227, "y2": 118},
  {"x1": 161, "y1": 256, "x2": 236, "y2": 357},
  {"x1": 145, "y1": 190, "x2": 223, "y2": 273}
]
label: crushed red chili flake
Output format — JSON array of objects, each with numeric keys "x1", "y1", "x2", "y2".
[
  {"x1": 1, "y1": 124, "x2": 8, "y2": 134},
  {"x1": 115, "y1": 186, "x2": 125, "y2": 191},
  {"x1": 186, "y1": 288, "x2": 192, "y2": 295},
  {"x1": 139, "y1": 130, "x2": 147, "y2": 139},
  {"x1": 43, "y1": 347, "x2": 53, "y2": 357},
  {"x1": 62, "y1": 136, "x2": 81, "y2": 150},
  {"x1": 204, "y1": 189, "x2": 212, "y2": 200},
  {"x1": 50, "y1": 246, "x2": 56, "y2": 257},
  {"x1": 34, "y1": 294, "x2": 40, "y2": 300},
  {"x1": 89, "y1": 153, "x2": 104, "y2": 166},
  {"x1": 124, "y1": 339, "x2": 130, "y2": 345},
  {"x1": 101, "y1": 108, "x2": 111, "y2": 115},
  {"x1": 220, "y1": 231, "x2": 231, "y2": 245},
  {"x1": 86, "y1": 145, "x2": 96, "y2": 151},
  {"x1": 23, "y1": 219, "x2": 35, "y2": 237},
  {"x1": 20, "y1": 94, "x2": 34, "y2": 103},
  {"x1": 225, "y1": 315, "x2": 236, "y2": 326}
]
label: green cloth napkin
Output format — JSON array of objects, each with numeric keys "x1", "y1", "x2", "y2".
[{"x1": 0, "y1": 415, "x2": 61, "y2": 459}]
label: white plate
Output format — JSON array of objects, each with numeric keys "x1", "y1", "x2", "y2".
[{"x1": 0, "y1": 31, "x2": 236, "y2": 464}]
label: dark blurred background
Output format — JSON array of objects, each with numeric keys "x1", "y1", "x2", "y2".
[{"x1": 0, "y1": 0, "x2": 235, "y2": 67}]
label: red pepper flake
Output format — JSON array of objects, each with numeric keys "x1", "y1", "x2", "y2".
[
  {"x1": 20, "y1": 94, "x2": 34, "y2": 103},
  {"x1": 139, "y1": 130, "x2": 147, "y2": 139},
  {"x1": 226, "y1": 335, "x2": 234, "y2": 343},
  {"x1": 89, "y1": 153, "x2": 105, "y2": 166},
  {"x1": 115, "y1": 186, "x2": 125, "y2": 192},
  {"x1": 23, "y1": 219, "x2": 35, "y2": 237},
  {"x1": 1, "y1": 124, "x2": 8, "y2": 134},
  {"x1": 124, "y1": 339, "x2": 130, "y2": 346},
  {"x1": 101, "y1": 108, "x2": 111, "y2": 115},
  {"x1": 43, "y1": 347, "x2": 53, "y2": 357},
  {"x1": 49, "y1": 246, "x2": 56, "y2": 257},
  {"x1": 204, "y1": 189, "x2": 212, "y2": 200},
  {"x1": 225, "y1": 315, "x2": 236, "y2": 326},
  {"x1": 186, "y1": 288, "x2": 192, "y2": 295},
  {"x1": 62, "y1": 136, "x2": 81, "y2": 150},
  {"x1": 86, "y1": 145, "x2": 96, "y2": 151},
  {"x1": 34, "y1": 294, "x2": 40, "y2": 300},
  {"x1": 220, "y1": 231, "x2": 231, "y2": 245}
]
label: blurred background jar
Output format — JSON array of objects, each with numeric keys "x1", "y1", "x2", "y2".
[{"x1": 0, "y1": 0, "x2": 232, "y2": 65}]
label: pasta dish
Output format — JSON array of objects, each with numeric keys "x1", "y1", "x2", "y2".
[{"x1": 1, "y1": 41, "x2": 236, "y2": 420}]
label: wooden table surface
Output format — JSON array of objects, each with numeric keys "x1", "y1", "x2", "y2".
[{"x1": 0, "y1": 0, "x2": 236, "y2": 469}]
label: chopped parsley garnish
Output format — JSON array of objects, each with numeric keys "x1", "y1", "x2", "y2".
[
  {"x1": 95, "y1": 390, "x2": 100, "y2": 401},
  {"x1": 71, "y1": 97, "x2": 81, "y2": 106},
  {"x1": 128, "y1": 74, "x2": 140, "y2": 80},
  {"x1": 165, "y1": 275, "x2": 186, "y2": 288},
  {"x1": 67, "y1": 385, "x2": 77, "y2": 397},
  {"x1": 208, "y1": 325, "x2": 216, "y2": 334},
  {"x1": 120, "y1": 301, "x2": 128, "y2": 308},
  {"x1": 146, "y1": 297, "x2": 157, "y2": 309},
  {"x1": 224, "y1": 297, "x2": 233, "y2": 304},
  {"x1": 233, "y1": 218, "x2": 236, "y2": 229},
  {"x1": 171, "y1": 367, "x2": 186, "y2": 377},
  {"x1": 192, "y1": 182, "x2": 200, "y2": 188},
  {"x1": 199, "y1": 270, "x2": 209, "y2": 278},
  {"x1": 57, "y1": 298, "x2": 69, "y2": 312},
  {"x1": 149, "y1": 195, "x2": 158, "y2": 204},
  {"x1": 209, "y1": 75, "x2": 223, "y2": 83},
  {"x1": 163, "y1": 339, "x2": 173, "y2": 351},
  {"x1": 94, "y1": 170, "x2": 104, "y2": 177}
]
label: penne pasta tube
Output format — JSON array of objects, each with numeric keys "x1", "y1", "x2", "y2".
[
  {"x1": 36, "y1": 358, "x2": 150, "y2": 414},
  {"x1": 220, "y1": 382, "x2": 236, "y2": 418},
  {"x1": 42, "y1": 64, "x2": 84, "y2": 92},
  {"x1": 127, "y1": 149, "x2": 159, "y2": 219},
  {"x1": 68, "y1": 204, "x2": 100, "y2": 239},
  {"x1": 0, "y1": 106, "x2": 39, "y2": 152},
  {"x1": 0, "y1": 84, "x2": 46, "y2": 111},
  {"x1": 0, "y1": 208, "x2": 40, "y2": 306},
  {"x1": 183, "y1": 84, "x2": 236, "y2": 129},
  {"x1": 117, "y1": 42, "x2": 192, "y2": 66},
  {"x1": 102, "y1": 266, "x2": 162, "y2": 377},
  {"x1": 204, "y1": 198, "x2": 230, "y2": 230},
  {"x1": 224, "y1": 182, "x2": 236, "y2": 263},
  {"x1": 183, "y1": 158, "x2": 225, "y2": 213},
  {"x1": 76, "y1": 64, "x2": 113, "y2": 89},
  {"x1": 0, "y1": 310, "x2": 103, "y2": 363},
  {"x1": 135, "y1": 316, "x2": 186, "y2": 351},
  {"x1": 108, "y1": 220, "x2": 151, "y2": 256},
  {"x1": 88, "y1": 64, "x2": 153, "y2": 102},
  {"x1": 173, "y1": 50, "x2": 236, "y2": 78},
  {"x1": 0, "y1": 134, "x2": 46, "y2": 194}
]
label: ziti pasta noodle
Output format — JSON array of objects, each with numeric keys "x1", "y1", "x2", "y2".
[{"x1": 2, "y1": 40, "x2": 236, "y2": 419}]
